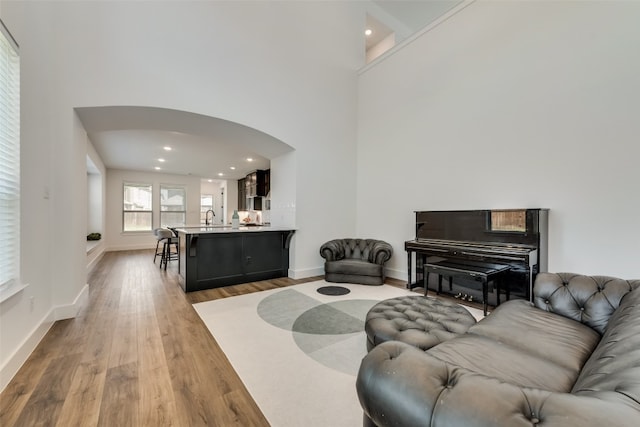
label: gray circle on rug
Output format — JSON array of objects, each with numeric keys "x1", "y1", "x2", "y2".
[
  {"x1": 317, "y1": 285, "x2": 351, "y2": 296},
  {"x1": 256, "y1": 290, "x2": 381, "y2": 375},
  {"x1": 292, "y1": 299, "x2": 380, "y2": 376},
  {"x1": 292, "y1": 299, "x2": 368, "y2": 334}
]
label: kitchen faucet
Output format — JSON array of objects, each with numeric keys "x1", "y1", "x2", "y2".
[{"x1": 205, "y1": 209, "x2": 215, "y2": 225}]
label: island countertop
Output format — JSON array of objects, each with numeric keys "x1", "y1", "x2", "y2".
[{"x1": 174, "y1": 225, "x2": 295, "y2": 234}]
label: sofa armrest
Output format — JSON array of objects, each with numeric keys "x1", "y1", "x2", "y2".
[
  {"x1": 357, "y1": 341, "x2": 639, "y2": 427},
  {"x1": 369, "y1": 240, "x2": 393, "y2": 265},
  {"x1": 319, "y1": 239, "x2": 345, "y2": 262}
]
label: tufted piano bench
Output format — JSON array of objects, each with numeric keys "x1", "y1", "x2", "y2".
[{"x1": 364, "y1": 296, "x2": 477, "y2": 351}]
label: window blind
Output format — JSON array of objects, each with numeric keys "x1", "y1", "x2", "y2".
[{"x1": 0, "y1": 19, "x2": 20, "y2": 291}]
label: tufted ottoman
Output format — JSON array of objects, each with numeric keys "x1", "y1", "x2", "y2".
[{"x1": 365, "y1": 296, "x2": 477, "y2": 351}]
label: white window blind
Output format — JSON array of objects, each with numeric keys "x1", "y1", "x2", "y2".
[
  {"x1": 123, "y1": 183, "x2": 153, "y2": 232},
  {"x1": 160, "y1": 185, "x2": 186, "y2": 227},
  {"x1": 0, "y1": 19, "x2": 20, "y2": 292}
]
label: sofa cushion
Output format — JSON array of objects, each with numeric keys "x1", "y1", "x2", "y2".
[{"x1": 428, "y1": 299, "x2": 601, "y2": 392}]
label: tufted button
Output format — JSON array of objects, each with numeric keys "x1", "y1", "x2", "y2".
[
  {"x1": 580, "y1": 307, "x2": 585, "y2": 311},
  {"x1": 545, "y1": 300, "x2": 550, "y2": 304}
]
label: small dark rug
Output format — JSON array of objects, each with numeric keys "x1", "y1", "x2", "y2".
[{"x1": 317, "y1": 285, "x2": 351, "y2": 296}]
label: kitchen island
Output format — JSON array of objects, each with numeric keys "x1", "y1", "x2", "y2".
[{"x1": 175, "y1": 226, "x2": 295, "y2": 292}]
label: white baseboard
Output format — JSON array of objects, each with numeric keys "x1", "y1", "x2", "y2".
[
  {"x1": 289, "y1": 266, "x2": 325, "y2": 280},
  {"x1": 54, "y1": 284, "x2": 89, "y2": 320},
  {"x1": 0, "y1": 284, "x2": 89, "y2": 392},
  {"x1": 87, "y1": 248, "x2": 106, "y2": 274},
  {"x1": 0, "y1": 309, "x2": 55, "y2": 391},
  {"x1": 386, "y1": 267, "x2": 408, "y2": 282}
]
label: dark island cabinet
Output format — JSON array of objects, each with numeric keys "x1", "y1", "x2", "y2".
[{"x1": 177, "y1": 228, "x2": 295, "y2": 292}]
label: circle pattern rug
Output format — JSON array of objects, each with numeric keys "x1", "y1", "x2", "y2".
[{"x1": 257, "y1": 288, "x2": 377, "y2": 375}]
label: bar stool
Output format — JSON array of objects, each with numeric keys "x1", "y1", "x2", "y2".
[
  {"x1": 157, "y1": 228, "x2": 179, "y2": 270},
  {"x1": 153, "y1": 228, "x2": 167, "y2": 264}
]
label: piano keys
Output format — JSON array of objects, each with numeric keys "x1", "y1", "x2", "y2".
[{"x1": 405, "y1": 209, "x2": 548, "y2": 305}]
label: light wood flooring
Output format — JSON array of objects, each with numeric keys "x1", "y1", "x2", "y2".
[{"x1": 0, "y1": 249, "x2": 334, "y2": 427}]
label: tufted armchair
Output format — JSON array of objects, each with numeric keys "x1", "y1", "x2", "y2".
[
  {"x1": 320, "y1": 238, "x2": 393, "y2": 285},
  {"x1": 357, "y1": 272, "x2": 640, "y2": 426}
]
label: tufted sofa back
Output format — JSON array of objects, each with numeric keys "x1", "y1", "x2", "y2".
[
  {"x1": 533, "y1": 272, "x2": 640, "y2": 334},
  {"x1": 320, "y1": 238, "x2": 393, "y2": 265}
]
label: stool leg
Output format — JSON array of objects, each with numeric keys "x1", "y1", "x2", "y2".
[
  {"x1": 160, "y1": 241, "x2": 167, "y2": 269},
  {"x1": 153, "y1": 240, "x2": 161, "y2": 263},
  {"x1": 163, "y1": 241, "x2": 169, "y2": 270}
]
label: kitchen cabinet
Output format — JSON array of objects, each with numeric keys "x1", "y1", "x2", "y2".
[
  {"x1": 176, "y1": 227, "x2": 295, "y2": 292},
  {"x1": 238, "y1": 178, "x2": 247, "y2": 210},
  {"x1": 264, "y1": 169, "x2": 270, "y2": 196},
  {"x1": 246, "y1": 170, "x2": 267, "y2": 197}
]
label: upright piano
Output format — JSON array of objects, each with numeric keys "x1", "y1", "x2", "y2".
[{"x1": 405, "y1": 209, "x2": 548, "y2": 305}]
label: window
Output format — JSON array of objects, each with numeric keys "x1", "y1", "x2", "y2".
[
  {"x1": 0, "y1": 19, "x2": 20, "y2": 296},
  {"x1": 123, "y1": 183, "x2": 152, "y2": 231},
  {"x1": 160, "y1": 185, "x2": 186, "y2": 227},
  {"x1": 200, "y1": 194, "x2": 213, "y2": 224}
]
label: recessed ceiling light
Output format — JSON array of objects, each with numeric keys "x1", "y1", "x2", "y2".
[
  {"x1": 154, "y1": 166, "x2": 161, "y2": 170},
  {"x1": 247, "y1": 158, "x2": 253, "y2": 162},
  {"x1": 207, "y1": 179, "x2": 213, "y2": 182},
  {"x1": 163, "y1": 146, "x2": 172, "y2": 151},
  {"x1": 217, "y1": 172, "x2": 224, "y2": 177},
  {"x1": 158, "y1": 158, "x2": 165, "y2": 162},
  {"x1": 230, "y1": 166, "x2": 236, "y2": 170},
  {"x1": 365, "y1": 29, "x2": 372, "y2": 36}
]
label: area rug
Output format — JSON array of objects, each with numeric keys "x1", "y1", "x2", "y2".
[{"x1": 193, "y1": 281, "x2": 484, "y2": 427}]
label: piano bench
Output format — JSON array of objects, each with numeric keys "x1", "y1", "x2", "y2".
[{"x1": 424, "y1": 260, "x2": 511, "y2": 316}]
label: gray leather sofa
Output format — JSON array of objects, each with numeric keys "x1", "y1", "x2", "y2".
[
  {"x1": 357, "y1": 273, "x2": 640, "y2": 426},
  {"x1": 320, "y1": 238, "x2": 393, "y2": 285}
]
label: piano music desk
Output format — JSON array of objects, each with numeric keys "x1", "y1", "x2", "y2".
[{"x1": 424, "y1": 260, "x2": 511, "y2": 316}]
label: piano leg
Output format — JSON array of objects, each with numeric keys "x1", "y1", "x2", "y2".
[
  {"x1": 424, "y1": 269, "x2": 429, "y2": 296},
  {"x1": 481, "y1": 278, "x2": 488, "y2": 316},
  {"x1": 406, "y1": 251, "x2": 412, "y2": 289}
]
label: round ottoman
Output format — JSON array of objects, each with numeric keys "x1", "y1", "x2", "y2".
[{"x1": 365, "y1": 296, "x2": 477, "y2": 351}]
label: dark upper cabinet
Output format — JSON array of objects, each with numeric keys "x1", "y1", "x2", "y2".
[
  {"x1": 237, "y1": 178, "x2": 247, "y2": 210},
  {"x1": 246, "y1": 170, "x2": 267, "y2": 197},
  {"x1": 264, "y1": 169, "x2": 270, "y2": 196}
]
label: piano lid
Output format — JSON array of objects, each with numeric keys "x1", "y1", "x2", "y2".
[{"x1": 414, "y1": 209, "x2": 546, "y2": 248}]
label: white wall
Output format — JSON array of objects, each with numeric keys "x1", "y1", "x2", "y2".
[
  {"x1": 357, "y1": 0, "x2": 640, "y2": 279},
  {"x1": 0, "y1": 0, "x2": 362, "y2": 388},
  {"x1": 86, "y1": 138, "x2": 107, "y2": 271},
  {"x1": 0, "y1": 2, "x2": 57, "y2": 390},
  {"x1": 106, "y1": 169, "x2": 202, "y2": 251}
]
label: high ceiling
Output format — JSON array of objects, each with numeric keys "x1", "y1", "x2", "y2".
[{"x1": 80, "y1": 2, "x2": 463, "y2": 181}]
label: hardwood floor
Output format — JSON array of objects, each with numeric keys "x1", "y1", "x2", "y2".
[{"x1": 0, "y1": 249, "x2": 325, "y2": 427}]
